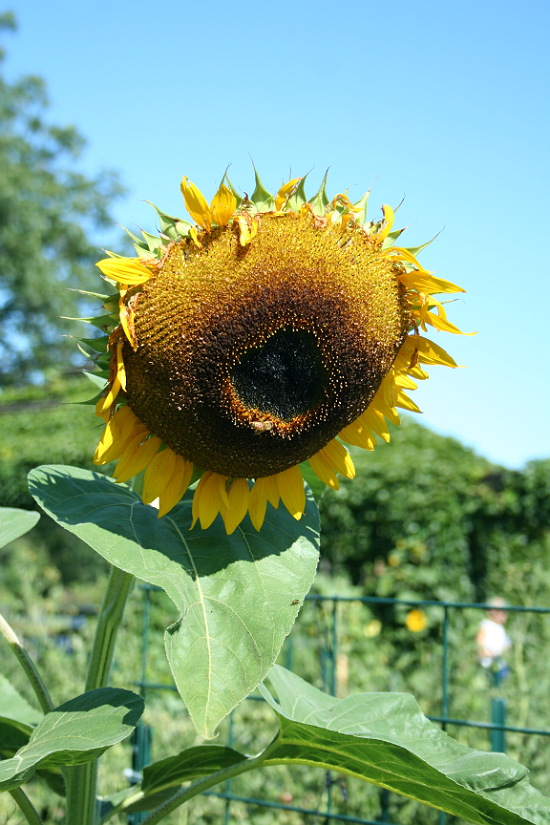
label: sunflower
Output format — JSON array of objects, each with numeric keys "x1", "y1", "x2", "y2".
[{"x1": 84, "y1": 170, "x2": 470, "y2": 533}]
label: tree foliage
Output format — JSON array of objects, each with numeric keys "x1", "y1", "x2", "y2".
[
  {"x1": 0, "y1": 13, "x2": 124, "y2": 385},
  {"x1": 320, "y1": 418, "x2": 550, "y2": 605}
]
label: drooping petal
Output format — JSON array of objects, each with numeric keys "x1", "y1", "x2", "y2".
[
  {"x1": 320, "y1": 439, "x2": 355, "y2": 479},
  {"x1": 93, "y1": 406, "x2": 137, "y2": 465},
  {"x1": 278, "y1": 466, "x2": 306, "y2": 521},
  {"x1": 114, "y1": 435, "x2": 161, "y2": 484},
  {"x1": 221, "y1": 478, "x2": 250, "y2": 535},
  {"x1": 309, "y1": 452, "x2": 340, "y2": 490},
  {"x1": 248, "y1": 477, "x2": 269, "y2": 531},
  {"x1": 275, "y1": 178, "x2": 301, "y2": 210},
  {"x1": 142, "y1": 448, "x2": 178, "y2": 505},
  {"x1": 96, "y1": 257, "x2": 152, "y2": 286},
  {"x1": 338, "y1": 418, "x2": 376, "y2": 451},
  {"x1": 181, "y1": 177, "x2": 212, "y2": 231},
  {"x1": 158, "y1": 456, "x2": 194, "y2": 518},
  {"x1": 211, "y1": 184, "x2": 237, "y2": 227}
]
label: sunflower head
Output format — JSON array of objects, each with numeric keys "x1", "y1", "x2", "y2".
[{"x1": 84, "y1": 169, "x2": 470, "y2": 534}]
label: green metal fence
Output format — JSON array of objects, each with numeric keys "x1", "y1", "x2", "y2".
[{"x1": 129, "y1": 588, "x2": 550, "y2": 824}]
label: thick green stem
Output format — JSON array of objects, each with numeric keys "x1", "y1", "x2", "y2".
[
  {"x1": 65, "y1": 565, "x2": 135, "y2": 825},
  {"x1": 8, "y1": 786, "x2": 44, "y2": 825},
  {"x1": 0, "y1": 611, "x2": 54, "y2": 715}
]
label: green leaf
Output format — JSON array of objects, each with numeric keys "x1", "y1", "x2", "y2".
[
  {"x1": 0, "y1": 673, "x2": 41, "y2": 726},
  {"x1": 142, "y1": 745, "x2": 247, "y2": 794},
  {"x1": 0, "y1": 716, "x2": 34, "y2": 757},
  {"x1": 29, "y1": 466, "x2": 320, "y2": 739},
  {"x1": 0, "y1": 507, "x2": 40, "y2": 549},
  {"x1": 250, "y1": 167, "x2": 275, "y2": 211},
  {"x1": 0, "y1": 687, "x2": 143, "y2": 792},
  {"x1": 259, "y1": 667, "x2": 550, "y2": 825}
]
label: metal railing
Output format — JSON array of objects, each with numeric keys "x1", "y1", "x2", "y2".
[{"x1": 129, "y1": 587, "x2": 550, "y2": 825}]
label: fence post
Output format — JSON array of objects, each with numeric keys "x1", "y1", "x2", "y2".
[{"x1": 491, "y1": 698, "x2": 507, "y2": 753}]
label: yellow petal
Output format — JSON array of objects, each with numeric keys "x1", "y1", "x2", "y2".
[
  {"x1": 403, "y1": 335, "x2": 458, "y2": 368},
  {"x1": 114, "y1": 435, "x2": 161, "y2": 484},
  {"x1": 221, "y1": 478, "x2": 250, "y2": 535},
  {"x1": 266, "y1": 475, "x2": 280, "y2": 509},
  {"x1": 275, "y1": 178, "x2": 301, "y2": 210},
  {"x1": 191, "y1": 472, "x2": 207, "y2": 529},
  {"x1": 394, "y1": 372, "x2": 417, "y2": 390},
  {"x1": 210, "y1": 184, "x2": 237, "y2": 227},
  {"x1": 376, "y1": 204, "x2": 394, "y2": 243},
  {"x1": 362, "y1": 408, "x2": 391, "y2": 442},
  {"x1": 396, "y1": 390, "x2": 422, "y2": 413},
  {"x1": 93, "y1": 406, "x2": 137, "y2": 465},
  {"x1": 233, "y1": 215, "x2": 258, "y2": 247},
  {"x1": 96, "y1": 257, "x2": 152, "y2": 286},
  {"x1": 248, "y1": 477, "x2": 269, "y2": 531},
  {"x1": 95, "y1": 397, "x2": 110, "y2": 423},
  {"x1": 142, "y1": 448, "x2": 178, "y2": 505},
  {"x1": 398, "y1": 271, "x2": 465, "y2": 295},
  {"x1": 338, "y1": 418, "x2": 376, "y2": 451},
  {"x1": 189, "y1": 226, "x2": 203, "y2": 249},
  {"x1": 158, "y1": 456, "x2": 194, "y2": 518},
  {"x1": 424, "y1": 311, "x2": 476, "y2": 336},
  {"x1": 320, "y1": 439, "x2": 355, "y2": 479},
  {"x1": 278, "y1": 466, "x2": 306, "y2": 521},
  {"x1": 116, "y1": 341, "x2": 126, "y2": 392},
  {"x1": 180, "y1": 176, "x2": 212, "y2": 231},
  {"x1": 309, "y1": 452, "x2": 340, "y2": 490},
  {"x1": 96, "y1": 375, "x2": 121, "y2": 416},
  {"x1": 197, "y1": 472, "x2": 228, "y2": 529},
  {"x1": 408, "y1": 364, "x2": 430, "y2": 380}
]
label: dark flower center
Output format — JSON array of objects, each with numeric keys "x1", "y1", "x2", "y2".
[{"x1": 230, "y1": 329, "x2": 327, "y2": 421}]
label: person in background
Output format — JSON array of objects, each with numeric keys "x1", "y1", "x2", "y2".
[{"x1": 476, "y1": 596, "x2": 512, "y2": 683}]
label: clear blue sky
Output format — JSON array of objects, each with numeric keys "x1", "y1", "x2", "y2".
[{"x1": 6, "y1": 0, "x2": 550, "y2": 468}]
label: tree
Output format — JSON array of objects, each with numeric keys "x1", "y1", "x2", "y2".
[{"x1": 0, "y1": 12, "x2": 125, "y2": 385}]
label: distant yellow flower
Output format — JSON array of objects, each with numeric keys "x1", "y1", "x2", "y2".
[
  {"x1": 406, "y1": 609, "x2": 428, "y2": 632},
  {"x1": 88, "y1": 169, "x2": 470, "y2": 534}
]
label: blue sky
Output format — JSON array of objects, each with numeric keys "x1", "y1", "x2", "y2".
[{"x1": 5, "y1": 0, "x2": 550, "y2": 468}]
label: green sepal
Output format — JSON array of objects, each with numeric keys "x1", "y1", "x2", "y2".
[
  {"x1": 250, "y1": 166, "x2": 275, "y2": 211},
  {"x1": 120, "y1": 224, "x2": 147, "y2": 250},
  {"x1": 221, "y1": 172, "x2": 243, "y2": 208},
  {"x1": 353, "y1": 189, "x2": 370, "y2": 225},
  {"x1": 141, "y1": 229, "x2": 163, "y2": 255},
  {"x1": 77, "y1": 336, "x2": 109, "y2": 354},
  {"x1": 146, "y1": 201, "x2": 181, "y2": 241},
  {"x1": 62, "y1": 314, "x2": 116, "y2": 333},
  {"x1": 286, "y1": 173, "x2": 310, "y2": 211},
  {"x1": 404, "y1": 230, "x2": 442, "y2": 258},
  {"x1": 382, "y1": 227, "x2": 407, "y2": 249},
  {"x1": 69, "y1": 288, "x2": 119, "y2": 304},
  {"x1": 83, "y1": 371, "x2": 108, "y2": 390},
  {"x1": 308, "y1": 169, "x2": 331, "y2": 216}
]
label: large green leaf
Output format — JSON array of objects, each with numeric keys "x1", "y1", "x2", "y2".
[
  {"x1": 0, "y1": 675, "x2": 66, "y2": 796},
  {"x1": 142, "y1": 745, "x2": 246, "y2": 794},
  {"x1": 0, "y1": 507, "x2": 39, "y2": 549},
  {"x1": 0, "y1": 687, "x2": 143, "y2": 792},
  {"x1": 259, "y1": 666, "x2": 550, "y2": 825},
  {"x1": 29, "y1": 465, "x2": 320, "y2": 738}
]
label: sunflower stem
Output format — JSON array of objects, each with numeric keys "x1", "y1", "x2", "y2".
[
  {"x1": 65, "y1": 565, "x2": 135, "y2": 825},
  {"x1": 0, "y1": 610, "x2": 54, "y2": 715},
  {"x1": 8, "y1": 787, "x2": 44, "y2": 825}
]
